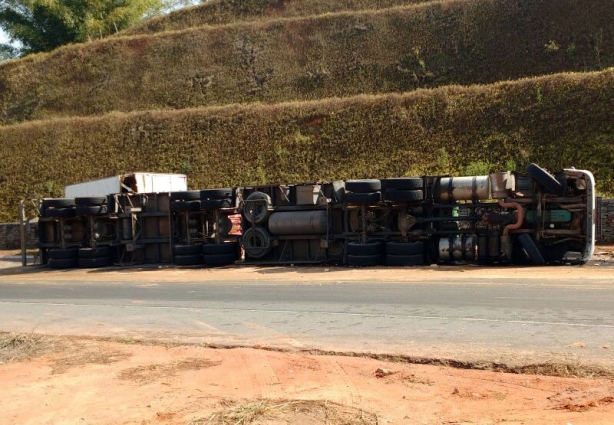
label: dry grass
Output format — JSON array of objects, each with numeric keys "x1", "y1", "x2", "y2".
[
  {"x1": 122, "y1": 0, "x2": 434, "y2": 36},
  {"x1": 0, "y1": 68, "x2": 613, "y2": 223},
  {"x1": 193, "y1": 399, "x2": 378, "y2": 425},
  {"x1": 118, "y1": 357, "x2": 221, "y2": 384},
  {"x1": 0, "y1": 332, "x2": 62, "y2": 365},
  {"x1": 48, "y1": 346, "x2": 131, "y2": 374},
  {"x1": 0, "y1": 0, "x2": 611, "y2": 125}
]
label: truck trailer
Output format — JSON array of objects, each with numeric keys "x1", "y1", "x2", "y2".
[{"x1": 31, "y1": 164, "x2": 595, "y2": 268}]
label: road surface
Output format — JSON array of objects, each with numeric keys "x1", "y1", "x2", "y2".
[{"x1": 1, "y1": 263, "x2": 612, "y2": 367}]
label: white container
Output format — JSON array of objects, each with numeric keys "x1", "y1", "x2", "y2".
[{"x1": 65, "y1": 173, "x2": 188, "y2": 197}]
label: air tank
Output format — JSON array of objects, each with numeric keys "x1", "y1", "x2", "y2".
[
  {"x1": 438, "y1": 236, "x2": 477, "y2": 262},
  {"x1": 436, "y1": 176, "x2": 490, "y2": 202},
  {"x1": 268, "y1": 210, "x2": 328, "y2": 235}
]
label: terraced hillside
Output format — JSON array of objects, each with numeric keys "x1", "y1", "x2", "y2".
[
  {"x1": 1, "y1": 0, "x2": 612, "y2": 124},
  {"x1": 0, "y1": 0, "x2": 613, "y2": 222},
  {"x1": 121, "y1": 0, "x2": 434, "y2": 35}
]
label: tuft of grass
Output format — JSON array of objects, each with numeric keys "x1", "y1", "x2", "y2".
[
  {"x1": 194, "y1": 399, "x2": 378, "y2": 425},
  {"x1": 118, "y1": 357, "x2": 221, "y2": 384},
  {"x1": 0, "y1": 332, "x2": 60, "y2": 365}
]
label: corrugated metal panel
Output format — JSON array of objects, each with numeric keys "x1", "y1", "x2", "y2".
[
  {"x1": 65, "y1": 173, "x2": 187, "y2": 197},
  {"x1": 65, "y1": 176, "x2": 121, "y2": 197}
]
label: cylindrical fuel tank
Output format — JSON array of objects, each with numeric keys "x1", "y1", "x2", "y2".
[
  {"x1": 438, "y1": 236, "x2": 477, "y2": 262},
  {"x1": 436, "y1": 176, "x2": 490, "y2": 202},
  {"x1": 268, "y1": 210, "x2": 328, "y2": 235}
]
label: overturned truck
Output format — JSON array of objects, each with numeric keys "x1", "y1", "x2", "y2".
[{"x1": 33, "y1": 164, "x2": 595, "y2": 268}]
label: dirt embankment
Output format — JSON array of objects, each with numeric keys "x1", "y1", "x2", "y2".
[{"x1": 1, "y1": 334, "x2": 614, "y2": 425}]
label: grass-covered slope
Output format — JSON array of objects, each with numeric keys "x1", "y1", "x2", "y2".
[
  {"x1": 1, "y1": 0, "x2": 612, "y2": 125},
  {"x1": 1, "y1": 69, "x2": 613, "y2": 222},
  {"x1": 122, "y1": 0, "x2": 433, "y2": 36}
]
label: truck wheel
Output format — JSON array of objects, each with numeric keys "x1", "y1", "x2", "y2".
[
  {"x1": 346, "y1": 254, "x2": 382, "y2": 266},
  {"x1": 381, "y1": 177, "x2": 423, "y2": 190},
  {"x1": 385, "y1": 253, "x2": 424, "y2": 266},
  {"x1": 76, "y1": 205, "x2": 108, "y2": 216},
  {"x1": 173, "y1": 254, "x2": 203, "y2": 266},
  {"x1": 526, "y1": 163, "x2": 565, "y2": 196},
  {"x1": 46, "y1": 207, "x2": 77, "y2": 218},
  {"x1": 244, "y1": 192, "x2": 271, "y2": 224},
  {"x1": 346, "y1": 241, "x2": 384, "y2": 256},
  {"x1": 78, "y1": 256, "x2": 112, "y2": 268},
  {"x1": 201, "y1": 199, "x2": 232, "y2": 210},
  {"x1": 75, "y1": 196, "x2": 107, "y2": 206},
  {"x1": 200, "y1": 188, "x2": 233, "y2": 199},
  {"x1": 42, "y1": 198, "x2": 76, "y2": 209},
  {"x1": 170, "y1": 191, "x2": 201, "y2": 201},
  {"x1": 48, "y1": 257, "x2": 78, "y2": 269},
  {"x1": 386, "y1": 241, "x2": 423, "y2": 255},
  {"x1": 383, "y1": 189, "x2": 423, "y2": 202},
  {"x1": 204, "y1": 253, "x2": 237, "y2": 267},
  {"x1": 243, "y1": 227, "x2": 272, "y2": 259},
  {"x1": 78, "y1": 246, "x2": 111, "y2": 258},
  {"x1": 171, "y1": 201, "x2": 202, "y2": 212},
  {"x1": 48, "y1": 247, "x2": 79, "y2": 260},
  {"x1": 203, "y1": 242, "x2": 237, "y2": 255},
  {"x1": 345, "y1": 192, "x2": 381, "y2": 204},
  {"x1": 518, "y1": 234, "x2": 546, "y2": 265},
  {"x1": 345, "y1": 179, "x2": 381, "y2": 193},
  {"x1": 173, "y1": 244, "x2": 203, "y2": 256}
]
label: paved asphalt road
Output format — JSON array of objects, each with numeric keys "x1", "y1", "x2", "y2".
[{"x1": 1, "y1": 276, "x2": 613, "y2": 366}]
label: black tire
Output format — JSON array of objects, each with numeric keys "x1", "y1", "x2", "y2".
[
  {"x1": 346, "y1": 254, "x2": 382, "y2": 266},
  {"x1": 48, "y1": 247, "x2": 79, "y2": 260},
  {"x1": 204, "y1": 253, "x2": 237, "y2": 267},
  {"x1": 76, "y1": 205, "x2": 108, "y2": 216},
  {"x1": 75, "y1": 196, "x2": 107, "y2": 206},
  {"x1": 526, "y1": 163, "x2": 565, "y2": 196},
  {"x1": 386, "y1": 241, "x2": 424, "y2": 256},
  {"x1": 78, "y1": 246, "x2": 111, "y2": 258},
  {"x1": 384, "y1": 189, "x2": 423, "y2": 202},
  {"x1": 42, "y1": 198, "x2": 76, "y2": 209},
  {"x1": 106, "y1": 195, "x2": 117, "y2": 213},
  {"x1": 201, "y1": 199, "x2": 232, "y2": 210},
  {"x1": 518, "y1": 233, "x2": 546, "y2": 265},
  {"x1": 385, "y1": 253, "x2": 424, "y2": 266},
  {"x1": 46, "y1": 207, "x2": 77, "y2": 218},
  {"x1": 78, "y1": 256, "x2": 112, "y2": 268},
  {"x1": 170, "y1": 190, "x2": 201, "y2": 201},
  {"x1": 200, "y1": 188, "x2": 233, "y2": 200},
  {"x1": 346, "y1": 241, "x2": 384, "y2": 256},
  {"x1": 242, "y1": 226, "x2": 272, "y2": 259},
  {"x1": 203, "y1": 242, "x2": 237, "y2": 255},
  {"x1": 381, "y1": 177, "x2": 423, "y2": 190},
  {"x1": 171, "y1": 200, "x2": 202, "y2": 212},
  {"x1": 174, "y1": 254, "x2": 203, "y2": 266},
  {"x1": 244, "y1": 192, "x2": 272, "y2": 224},
  {"x1": 48, "y1": 257, "x2": 78, "y2": 269},
  {"x1": 345, "y1": 179, "x2": 381, "y2": 193},
  {"x1": 345, "y1": 192, "x2": 381, "y2": 204},
  {"x1": 173, "y1": 244, "x2": 203, "y2": 256}
]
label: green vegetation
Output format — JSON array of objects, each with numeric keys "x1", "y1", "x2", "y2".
[
  {"x1": 1, "y1": 69, "x2": 613, "y2": 222},
  {"x1": 0, "y1": 0, "x2": 170, "y2": 56},
  {"x1": 0, "y1": 0, "x2": 612, "y2": 124},
  {"x1": 121, "y1": 0, "x2": 433, "y2": 36}
]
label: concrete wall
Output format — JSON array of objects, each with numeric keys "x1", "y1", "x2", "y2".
[
  {"x1": 598, "y1": 198, "x2": 614, "y2": 243},
  {"x1": 0, "y1": 222, "x2": 38, "y2": 250}
]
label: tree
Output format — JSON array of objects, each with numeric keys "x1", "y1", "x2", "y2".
[{"x1": 0, "y1": 0, "x2": 168, "y2": 55}]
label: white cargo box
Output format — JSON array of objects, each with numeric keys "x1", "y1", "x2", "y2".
[{"x1": 65, "y1": 173, "x2": 188, "y2": 197}]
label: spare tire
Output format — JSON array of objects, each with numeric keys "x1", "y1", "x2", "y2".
[
  {"x1": 346, "y1": 241, "x2": 384, "y2": 256},
  {"x1": 42, "y1": 198, "x2": 76, "y2": 209},
  {"x1": 204, "y1": 253, "x2": 237, "y2": 267},
  {"x1": 174, "y1": 254, "x2": 204, "y2": 266},
  {"x1": 48, "y1": 247, "x2": 79, "y2": 260},
  {"x1": 345, "y1": 192, "x2": 381, "y2": 204},
  {"x1": 244, "y1": 192, "x2": 272, "y2": 224},
  {"x1": 201, "y1": 199, "x2": 232, "y2": 210},
  {"x1": 243, "y1": 226, "x2": 272, "y2": 259},
  {"x1": 383, "y1": 189, "x2": 423, "y2": 202},
  {"x1": 48, "y1": 257, "x2": 78, "y2": 269},
  {"x1": 78, "y1": 246, "x2": 111, "y2": 258},
  {"x1": 203, "y1": 242, "x2": 238, "y2": 255},
  {"x1": 173, "y1": 244, "x2": 203, "y2": 256},
  {"x1": 386, "y1": 241, "x2": 423, "y2": 256},
  {"x1": 385, "y1": 253, "x2": 424, "y2": 266},
  {"x1": 170, "y1": 191, "x2": 201, "y2": 201},
  {"x1": 46, "y1": 207, "x2": 77, "y2": 218},
  {"x1": 346, "y1": 254, "x2": 382, "y2": 267},
  {"x1": 76, "y1": 205, "x2": 108, "y2": 216}
]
